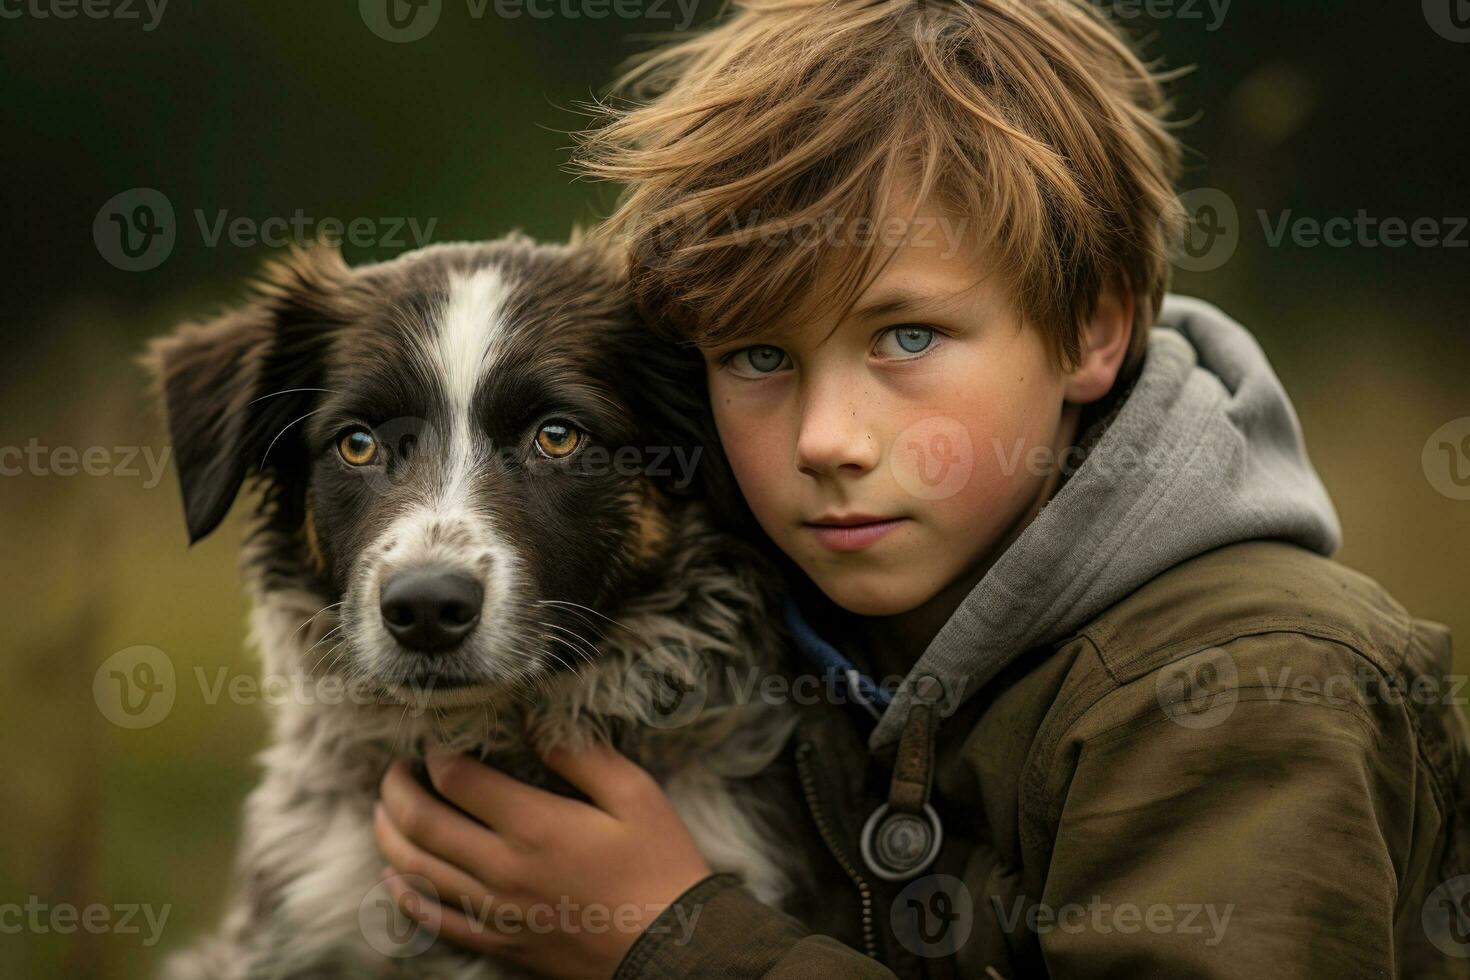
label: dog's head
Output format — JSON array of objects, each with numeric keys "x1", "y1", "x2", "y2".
[{"x1": 149, "y1": 233, "x2": 734, "y2": 704}]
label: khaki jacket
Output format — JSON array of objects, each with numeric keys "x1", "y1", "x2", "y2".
[{"x1": 614, "y1": 542, "x2": 1470, "y2": 978}]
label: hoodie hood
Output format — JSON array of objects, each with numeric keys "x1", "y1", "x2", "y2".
[{"x1": 853, "y1": 295, "x2": 1342, "y2": 749}]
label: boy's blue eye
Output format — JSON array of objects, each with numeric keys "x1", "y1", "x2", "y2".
[
  {"x1": 747, "y1": 346, "x2": 785, "y2": 371},
  {"x1": 878, "y1": 325, "x2": 936, "y2": 357},
  {"x1": 896, "y1": 327, "x2": 932, "y2": 352},
  {"x1": 728, "y1": 344, "x2": 790, "y2": 376}
]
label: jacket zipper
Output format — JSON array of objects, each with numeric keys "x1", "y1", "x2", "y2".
[{"x1": 795, "y1": 740, "x2": 880, "y2": 959}]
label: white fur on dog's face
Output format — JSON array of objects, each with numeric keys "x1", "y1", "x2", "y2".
[{"x1": 343, "y1": 268, "x2": 536, "y2": 703}]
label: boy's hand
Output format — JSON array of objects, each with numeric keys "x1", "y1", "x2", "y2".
[{"x1": 374, "y1": 742, "x2": 713, "y2": 980}]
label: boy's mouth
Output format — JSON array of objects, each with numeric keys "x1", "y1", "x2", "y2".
[{"x1": 803, "y1": 513, "x2": 910, "y2": 552}]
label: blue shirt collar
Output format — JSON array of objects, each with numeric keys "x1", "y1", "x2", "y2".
[{"x1": 781, "y1": 593, "x2": 892, "y2": 722}]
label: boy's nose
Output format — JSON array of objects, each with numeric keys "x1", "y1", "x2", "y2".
[{"x1": 795, "y1": 391, "x2": 881, "y2": 477}]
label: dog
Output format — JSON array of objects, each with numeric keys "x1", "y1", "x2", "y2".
[{"x1": 148, "y1": 232, "x2": 806, "y2": 978}]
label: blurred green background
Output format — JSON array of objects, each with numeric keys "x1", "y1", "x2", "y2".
[{"x1": 1, "y1": 2, "x2": 1467, "y2": 976}]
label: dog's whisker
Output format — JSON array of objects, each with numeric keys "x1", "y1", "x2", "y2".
[
  {"x1": 538, "y1": 622, "x2": 598, "y2": 665},
  {"x1": 259, "y1": 408, "x2": 326, "y2": 469},
  {"x1": 246, "y1": 387, "x2": 342, "y2": 407},
  {"x1": 427, "y1": 705, "x2": 449, "y2": 744},
  {"x1": 304, "y1": 625, "x2": 348, "y2": 671},
  {"x1": 292, "y1": 601, "x2": 344, "y2": 639},
  {"x1": 324, "y1": 643, "x2": 350, "y2": 676},
  {"x1": 390, "y1": 699, "x2": 413, "y2": 757},
  {"x1": 560, "y1": 624, "x2": 603, "y2": 657},
  {"x1": 540, "y1": 618, "x2": 598, "y2": 646},
  {"x1": 304, "y1": 625, "x2": 347, "y2": 662},
  {"x1": 539, "y1": 640, "x2": 586, "y2": 681},
  {"x1": 315, "y1": 639, "x2": 349, "y2": 676},
  {"x1": 543, "y1": 637, "x2": 593, "y2": 675},
  {"x1": 538, "y1": 602, "x2": 605, "y2": 636},
  {"x1": 535, "y1": 599, "x2": 629, "y2": 632},
  {"x1": 498, "y1": 663, "x2": 542, "y2": 708},
  {"x1": 308, "y1": 622, "x2": 346, "y2": 644}
]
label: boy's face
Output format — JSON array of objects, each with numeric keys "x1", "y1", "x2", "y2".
[{"x1": 704, "y1": 211, "x2": 1089, "y2": 618}]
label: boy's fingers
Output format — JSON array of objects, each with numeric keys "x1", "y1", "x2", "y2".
[
  {"x1": 537, "y1": 740, "x2": 660, "y2": 820},
  {"x1": 373, "y1": 801, "x2": 494, "y2": 903},
  {"x1": 425, "y1": 752, "x2": 589, "y2": 840},
  {"x1": 383, "y1": 870, "x2": 523, "y2": 959},
  {"x1": 378, "y1": 760, "x2": 519, "y2": 882}
]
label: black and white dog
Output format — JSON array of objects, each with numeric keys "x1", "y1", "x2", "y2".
[{"x1": 149, "y1": 233, "x2": 803, "y2": 978}]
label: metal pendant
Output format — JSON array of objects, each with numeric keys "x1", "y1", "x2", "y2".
[{"x1": 859, "y1": 802, "x2": 943, "y2": 882}]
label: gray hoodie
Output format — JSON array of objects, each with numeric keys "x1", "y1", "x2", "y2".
[{"x1": 864, "y1": 294, "x2": 1343, "y2": 749}]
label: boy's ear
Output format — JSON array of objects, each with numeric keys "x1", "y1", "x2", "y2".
[
  {"x1": 1063, "y1": 287, "x2": 1136, "y2": 405},
  {"x1": 144, "y1": 246, "x2": 349, "y2": 544}
]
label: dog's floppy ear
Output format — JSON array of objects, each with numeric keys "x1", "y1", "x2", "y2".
[
  {"x1": 145, "y1": 246, "x2": 350, "y2": 544},
  {"x1": 627, "y1": 337, "x2": 748, "y2": 524}
]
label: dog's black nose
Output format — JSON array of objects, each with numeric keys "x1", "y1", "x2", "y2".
[{"x1": 380, "y1": 570, "x2": 483, "y2": 653}]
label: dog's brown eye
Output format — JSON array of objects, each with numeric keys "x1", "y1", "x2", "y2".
[
  {"x1": 535, "y1": 421, "x2": 581, "y2": 459},
  {"x1": 338, "y1": 428, "x2": 379, "y2": 466}
]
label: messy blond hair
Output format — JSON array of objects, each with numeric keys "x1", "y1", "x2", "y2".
[{"x1": 573, "y1": 0, "x2": 1188, "y2": 374}]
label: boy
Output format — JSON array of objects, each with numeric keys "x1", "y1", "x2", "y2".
[{"x1": 372, "y1": 0, "x2": 1470, "y2": 976}]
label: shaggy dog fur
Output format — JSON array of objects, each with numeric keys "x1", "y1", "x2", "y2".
[{"x1": 148, "y1": 233, "x2": 804, "y2": 978}]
